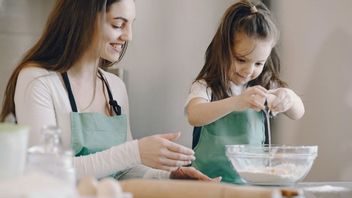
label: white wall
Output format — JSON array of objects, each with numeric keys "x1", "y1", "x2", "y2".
[
  {"x1": 273, "y1": 0, "x2": 352, "y2": 181},
  {"x1": 0, "y1": 0, "x2": 54, "y2": 103},
  {"x1": 119, "y1": 0, "x2": 236, "y2": 146}
]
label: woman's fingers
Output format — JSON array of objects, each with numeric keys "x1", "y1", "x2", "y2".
[
  {"x1": 159, "y1": 157, "x2": 192, "y2": 167},
  {"x1": 164, "y1": 140, "x2": 194, "y2": 155},
  {"x1": 152, "y1": 141, "x2": 196, "y2": 168},
  {"x1": 145, "y1": 159, "x2": 191, "y2": 172},
  {"x1": 158, "y1": 132, "x2": 181, "y2": 141},
  {"x1": 138, "y1": 133, "x2": 195, "y2": 170},
  {"x1": 157, "y1": 165, "x2": 179, "y2": 172},
  {"x1": 161, "y1": 147, "x2": 195, "y2": 161}
]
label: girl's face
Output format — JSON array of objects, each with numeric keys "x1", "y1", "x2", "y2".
[
  {"x1": 230, "y1": 32, "x2": 273, "y2": 86},
  {"x1": 100, "y1": 0, "x2": 136, "y2": 62}
]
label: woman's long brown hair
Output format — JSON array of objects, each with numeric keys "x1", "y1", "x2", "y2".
[
  {"x1": 195, "y1": 0, "x2": 287, "y2": 101},
  {"x1": 0, "y1": 0, "x2": 126, "y2": 121}
]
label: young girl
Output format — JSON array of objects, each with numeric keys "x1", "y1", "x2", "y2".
[
  {"x1": 185, "y1": 0, "x2": 305, "y2": 183},
  {"x1": 0, "y1": 0, "x2": 219, "y2": 182}
]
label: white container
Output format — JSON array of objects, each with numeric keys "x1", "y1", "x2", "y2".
[{"x1": 0, "y1": 123, "x2": 29, "y2": 180}]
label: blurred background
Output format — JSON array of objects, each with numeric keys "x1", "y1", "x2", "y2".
[{"x1": 0, "y1": 0, "x2": 351, "y2": 181}]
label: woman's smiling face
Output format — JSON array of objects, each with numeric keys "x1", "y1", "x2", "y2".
[
  {"x1": 100, "y1": 0, "x2": 136, "y2": 62},
  {"x1": 230, "y1": 32, "x2": 274, "y2": 86}
]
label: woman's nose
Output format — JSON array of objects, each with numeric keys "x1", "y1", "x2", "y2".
[{"x1": 120, "y1": 25, "x2": 133, "y2": 41}]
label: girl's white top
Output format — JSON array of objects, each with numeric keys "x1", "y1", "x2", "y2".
[{"x1": 185, "y1": 79, "x2": 244, "y2": 106}]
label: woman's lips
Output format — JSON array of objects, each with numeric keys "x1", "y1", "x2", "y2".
[{"x1": 110, "y1": 43, "x2": 122, "y2": 52}]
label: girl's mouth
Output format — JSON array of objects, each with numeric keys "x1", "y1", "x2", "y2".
[{"x1": 236, "y1": 73, "x2": 248, "y2": 80}]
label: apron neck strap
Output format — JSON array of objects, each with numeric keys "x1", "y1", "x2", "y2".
[
  {"x1": 61, "y1": 70, "x2": 122, "y2": 115},
  {"x1": 62, "y1": 72, "x2": 78, "y2": 112}
]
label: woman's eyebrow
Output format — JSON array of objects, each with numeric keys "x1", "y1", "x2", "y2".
[
  {"x1": 113, "y1": 16, "x2": 136, "y2": 22},
  {"x1": 113, "y1": 16, "x2": 128, "y2": 22}
]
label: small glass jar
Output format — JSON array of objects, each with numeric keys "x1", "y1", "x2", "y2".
[{"x1": 26, "y1": 125, "x2": 76, "y2": 188}]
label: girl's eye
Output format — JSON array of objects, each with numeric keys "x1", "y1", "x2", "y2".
[
  {"x1": 236, "y1": 58, "x2": 246, "y2": 63},
  {"x1": 255, "y1": 62, "x2": 264, "y2": 67}
]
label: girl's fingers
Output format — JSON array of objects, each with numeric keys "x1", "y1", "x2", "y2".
[
  {"x1": 271, "y1": 96, "x2": 291, "y2": 112},
  {"x1": 253, "y1": 85, "x2": 268, "y2": 92},
  {"x1": 251, "y1": 87, "x2": 268, "y2": 97},
  {"x1": 188, "y1": 169, "x2": 212, "y2": 181},
  {"x1": 177, "y1": 167, "x2": 213, "y2": 181},
  {"x1": 212, "y1": 176, "x2": 222, "y2": 182},
  {"x1": 250, "y1": 94, "x2": 266, "y2": 110}
]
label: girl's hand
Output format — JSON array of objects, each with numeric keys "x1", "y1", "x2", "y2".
[
  {"x1": 267, "y1": 88, "x2": 294, "y2": 113},
  {"x1": 239, "y1": 85, "x2": 268, "y2": 112},
  {"x1": 170, "y1": 167, "x2": 222, "y2": 182},
  {"x1": 138, "y1": 132, "x2": 196, "y2": 171}
]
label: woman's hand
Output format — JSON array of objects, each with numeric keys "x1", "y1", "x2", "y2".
[
  {"x1": 138, "y1": 132, "x2": 196, "y2": 171},
  {"x1": 170, "y1": 167, "x2": 222, "y2": 182},
  {"x1": 267, "y1": 88, "x2": 294, "y2": 114},
  {"x1": 237, "y1": 85, "x2": 268, "y2": 112}
]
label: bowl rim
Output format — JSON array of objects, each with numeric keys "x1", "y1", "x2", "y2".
[
  {"x1": 225, "y1": 144, "x2": 318, "y2": 148},
  {"x1": 225, "y1": 144, "x2": 318, "y2": 157}
]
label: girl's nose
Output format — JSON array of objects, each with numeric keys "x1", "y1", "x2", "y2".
[{"x1": 242, "y1": 64, "x2": 255, "y2": 76}]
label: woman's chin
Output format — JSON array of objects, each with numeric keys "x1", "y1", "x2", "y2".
[{"x1": 102, "y1": 54, "x2": 120, "y2": 63}]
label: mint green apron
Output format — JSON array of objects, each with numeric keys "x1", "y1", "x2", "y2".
[
  {"x1": 62, "y1": 70, "x2": 127, "y2": 160},
  {"x1": 192, "y1": 110, "x2": 265, "y2": 184}
]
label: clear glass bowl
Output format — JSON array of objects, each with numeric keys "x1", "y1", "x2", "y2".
[{"x1": 225, "y1": 144, "x2": 318, "y2": 186}]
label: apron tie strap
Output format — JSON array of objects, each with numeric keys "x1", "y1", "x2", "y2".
[
  {"x1": 109, "y1": 100, "x2": 121, "y2": 116},
  {"x1": 98, "y1": 70, "x2": 122, "y2": 115}
]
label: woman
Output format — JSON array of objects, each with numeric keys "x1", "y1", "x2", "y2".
[{"x1": 0, "y1": 0, "x2": 220, "y2": 181}]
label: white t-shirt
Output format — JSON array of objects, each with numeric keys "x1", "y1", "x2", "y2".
[
  {"x1": 15, "y1": 67, "x2": 169, "y2": 179},
  {"x1": 185, "y1": 79, "x2": 244, "y2": 106}
]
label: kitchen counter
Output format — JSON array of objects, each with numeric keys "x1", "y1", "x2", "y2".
[
  {"x1": 119, "y1": 179, "x2": 352, "y2": 198},
  {"x1": 297, "y1": 182, "x2": 352, "y2": 198},
  {"x1": 2, "y1": 172, "x2": 352, "y2": 198},
  {"x1": 260, "y1": 182, "x2": 352, "y2": 198}
]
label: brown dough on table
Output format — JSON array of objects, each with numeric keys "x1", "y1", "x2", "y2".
[{"x1": 120, "y1": 179, "x2": 282, "y2": 198}]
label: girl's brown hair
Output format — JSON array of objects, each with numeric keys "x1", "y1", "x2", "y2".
[
  {"x1": 0, "y1": 0, "x2": 126, "y2": 121},
  {"x1": 195, "y1": 0, "x2": 287, "y2": 101}
]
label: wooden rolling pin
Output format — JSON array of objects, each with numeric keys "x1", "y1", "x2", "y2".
[{"x1": 120, "y1": 179, "x2": 284, "y2": 198}]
